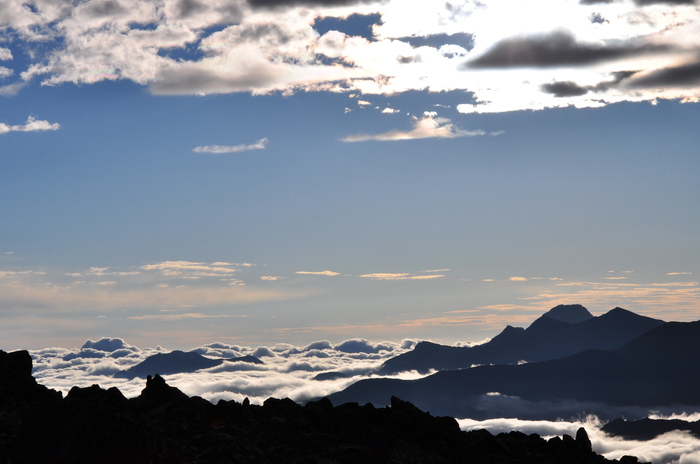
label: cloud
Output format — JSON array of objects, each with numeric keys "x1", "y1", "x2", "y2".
[
  {"x1": 464, "y1": 30, "x2": 668, "y2": 69},
  {"x1": 193, "y1": 138, "x2": 269, "y2": 153},
  {"x1": 341, "y1": 112, "x2": 499, "y2": 142},
  {"x1": 127, "y1": 313, "x2": 236, "y2": 321},
  {"x1": 359, "y1": 272, "x2": 445, "y2": 280},
  {"x1": 140, "y1": 260, "x2": 241, "y2": 276},
  {"x1": 509, "y1": 277, "x2": 528, "y2": 282},
  {"x1": 0, "y1": 116, "x2": 60, "y2": 135},
  {"x1": 0, "y1": 47, "x2": 12, "y2": 60},
  {"x1": 248, "y1": 0, "x2": 381, "y2": 9},
  {"x1": 4, "y1": 0, "x2": 700, "y2": 114},
  {"x1": 541, "y1": 81, "x2": 589, "y2": 97},
  {"x1": 295, "y1": 271, "x2": 341, "y2": 276},
  {"x1": 625, "y1": 60, "x2": 700, "y2": 89}
]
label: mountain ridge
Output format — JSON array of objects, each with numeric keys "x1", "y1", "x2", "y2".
[
  {"x1": 329, "y1": 319, "x2": 700, "y2": 421},
  {"x1": 378, "y1": 305, "x2": 665, "y2": 375}
]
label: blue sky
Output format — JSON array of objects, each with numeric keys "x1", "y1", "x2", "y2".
[{"x1": 1, "y1": 0, "x2": 699, "y2": 350}]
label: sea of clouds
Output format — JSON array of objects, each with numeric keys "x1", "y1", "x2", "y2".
[{"x1": 28, "y1": 337, "x2": 700, "y2": 464}]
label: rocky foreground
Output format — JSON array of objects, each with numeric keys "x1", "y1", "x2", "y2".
[{"x1": 1, "y1": 349, "x2": 646, "y2": 464}]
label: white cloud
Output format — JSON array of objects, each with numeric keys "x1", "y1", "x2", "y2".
[
  {"x1": 2, "y1": 0, "x2": 697, "y2": 113},
  {"x1": 341, "y1": 112, "x2": 498, "y2": 142},
  {"x1": 295, "y1": 270, "x2": 341, "y2": 276},
  {"x1": 0, "y1": 116, "x2": 60, "y2": 135},
  {"x1": 359, "y1": 272, "x2": 445, "y2": 280},
  {"x1": 193, "y1": 138, "x2": 269, "y2": 153}
]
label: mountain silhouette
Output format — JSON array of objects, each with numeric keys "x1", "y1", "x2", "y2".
[
  {"x1": 113, "y1": 351, "x2": 263, "y2": 379},
  {"x1": 330, "y1": 320, "x2": 700, "y2": 420},
  {"x1": 378, "y1": 305, "x2": 665, "y2": 374},
  {"x1": 0, "y1": 349, "x2": 646, "y2": 464}
]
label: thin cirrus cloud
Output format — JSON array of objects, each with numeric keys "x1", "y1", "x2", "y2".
[
  {"x1": 295, "y1": 271, "x2": 341, "y2": 276},
  {"x1": 359, "y1": 273, "x2": 445, "y2": 280},
  {"x1": 341, "y1": 112, "x2": 502, "y2": 142},
  {"x1": 0, "y1": 116, "x2": 60, "y2": 135},
  {"x1": 193, "y1": 138, "x2": 268, "y2": 154}
]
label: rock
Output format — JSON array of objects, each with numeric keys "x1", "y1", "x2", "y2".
[
  {"x1": 576, "y1": 426, "x2": 592, "y2": 452},
  {"x1": 0, "y1": 348, "x2": 648, "y2": 464}
]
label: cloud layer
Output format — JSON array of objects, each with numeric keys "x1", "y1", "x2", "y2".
[{"x1": 1, "y1": 0, "x2": 699, "y2": 113}]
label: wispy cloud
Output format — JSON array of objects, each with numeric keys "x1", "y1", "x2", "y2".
[
  {"x1": 0, "y1": 116, "x2": 60, "y2": 135},
  {"x1": 193, "y1": 138, "x2": 268, "y2": 154},
  {"x1": 341, "y1": 112, "x2": 500, "y2": 142},
  {"x1": 359, "y1": 273, "x2": 445, "y2": 280},
  {"x1": 140, "y1": 260, "x2": 241, "y2": 277},
  {"x1": 295, "y1": 271, "x2": 341, "y2": 276}
]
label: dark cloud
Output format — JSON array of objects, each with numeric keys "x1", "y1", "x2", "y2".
[
  {"x1": 541, "y1": 71, "x2": 637, "y2": 97},
  {"x1": 400, "y1": 33, "x2": 475, "y2": 51},
  {"x1": 541, "y1": 81, "x2": 589, "y2": 97},
  {"x1": 397, "y1": 55, "x2": 421, "y2": 64},
  {"x1": 634, "y1": 0, "x2": 696, "y2": 4},
  {"x1": 589, "y1": 12, "x2": 608, "y2": 24},
  {"x1": 465, "y1": 31, "x2": 667, "y2": 68},
  {"x1": 626, "y1": 60, "x2": 700, "y2": 88},
  {"x1": 581, "y1": 0, "x2": 696, "y2": 5},
  {"x1": 82, "y1": 0, "x2": 127, "y2": 18},
  {"x1": 248, "y1": 0, "x2": 380, "y2": 9}
]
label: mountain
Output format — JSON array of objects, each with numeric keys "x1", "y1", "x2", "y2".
[
  {"x1": 0, "y1": 349, "x2": 646, "y2": 464},
  {"x1": 113, "y1": 350, "x2": 263, "y2": 379},
  {"x1": 378, "y1": 305, "x2": 665, "y2": 374},
  {"x1": 114, "y1": 350, "x2": 222, "y2": 379},
  {"x1": 330, "y1": 320, "x2": 700, "y2": 421},
  {"x1": 603, "y1": 417, "x2": 700, "y2": 441}
]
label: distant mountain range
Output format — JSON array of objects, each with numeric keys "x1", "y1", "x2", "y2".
[
  {"x1": 329, "y1": 308, "x2": 700, "y2": 420},
  {"x1": 114, "y1": 350, "x2": 263, "y2": 379},
  {"x1": 378, "y1": 305, "x2": 665, "y2": 374}
]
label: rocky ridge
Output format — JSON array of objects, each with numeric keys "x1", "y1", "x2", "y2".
[{"x1": 0, "y1": 349, "x2": 646, "y2": 464}]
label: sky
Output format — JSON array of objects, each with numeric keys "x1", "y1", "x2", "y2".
[{"x1": 1, "y1": 0, "x2": 700, "y2": 351}]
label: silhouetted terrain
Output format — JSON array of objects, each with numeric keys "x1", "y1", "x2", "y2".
[
  {"x1": 0, "y1": 349, "x2": 645, "y2": 464},
  {"x1": 603, "y1": 417, "x2": 700, "y2": 441},
  {"x1": 114, "y1": 350, "x2": 263, "y2": 379},
  {"x1": 330, "y1": 320, "x2": 700, "y2": 420},
  {"x1": 379, "y1": 305, "x2": 665, "y2": 374}
]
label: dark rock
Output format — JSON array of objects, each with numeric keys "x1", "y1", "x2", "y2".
[
  {"x1": 0, "y1": 349, "x2": 646, "y2": 464},
  {"x1": 227, "y1": 355, "x2": 264, "y2": 364},
  {"x1": 576, "y1": 426, "x2": 592, "y2": 452},
  {"x1": 136, "y1": 374, "x2": 189, "y2": 407}
]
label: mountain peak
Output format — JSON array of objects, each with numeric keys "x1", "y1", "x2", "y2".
[{"x1": 542, "y1": 304, "x2": 593, "y2": 324}]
